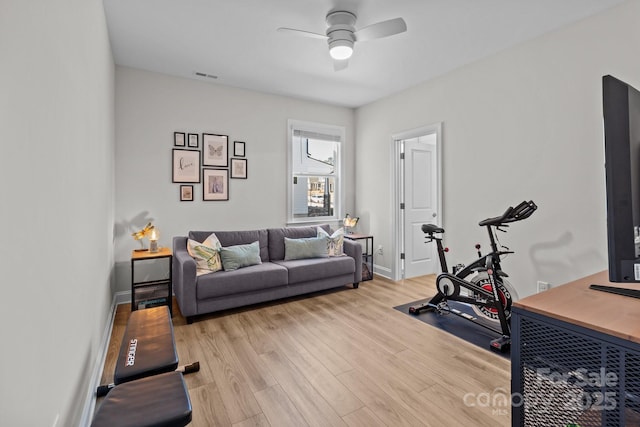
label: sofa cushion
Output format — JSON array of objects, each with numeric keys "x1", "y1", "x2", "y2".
[
  {"x1": 196, "y1": 262, "x2": 288, "y2": 299},
  {"x1": 219, "y1": 241, "x2": 262, "y2": 271},
  {"x1": 268, "y1": 224, "x2": 331, "y2": 261},
  {"x1": 273, "y1": 256, "x2": 355, "y2": 284},
  {"x1": 189, "y1": 229, "x2": 269, "y2": 262},
  {"x1": 284, "y1": 236, "x2": 329, "y2": 260}
]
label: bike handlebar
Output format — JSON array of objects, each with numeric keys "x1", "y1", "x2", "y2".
[{"x1": 478, "y1": 200, "x2": 537, "y2": 227}]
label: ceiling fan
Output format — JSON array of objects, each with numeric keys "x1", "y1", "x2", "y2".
[{"x1": 277, "y1": 10, "x2": 407, "y2": 71}]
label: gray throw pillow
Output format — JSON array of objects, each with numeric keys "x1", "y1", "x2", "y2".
[
  {"x1": 219, "y1": 241, "x2": 262, "y2": 271},
  {"x1": 284, "y1": 236, "x2": 329, "y2": 260}
]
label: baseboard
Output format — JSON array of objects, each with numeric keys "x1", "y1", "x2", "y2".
[
  {"x1": 373, "y1": 264, "x2": 392, "y2": 280},
  {"x1": 77, "y1": 290, "x2": 129, "y2": 426}
]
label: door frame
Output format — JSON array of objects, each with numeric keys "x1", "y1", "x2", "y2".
[{"x1": 391, "y1": 122, "x2": 443, "y2": 281}]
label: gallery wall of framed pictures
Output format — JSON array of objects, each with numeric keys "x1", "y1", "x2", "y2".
[{"x1": 172, "y1": 131, "x2": 248, "y2": 202}]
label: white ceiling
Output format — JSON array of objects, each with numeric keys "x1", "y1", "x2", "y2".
[{"x1": 103, "y1": 0, "x2": 625, "y2": 108}]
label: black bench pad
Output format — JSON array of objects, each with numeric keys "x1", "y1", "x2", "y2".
[
  {"x1": 114, "y1": 306, "x2": 178, "y2": 385},
  {"x1": 92, "y1": 371, "x2": 192, "y2": 427}
]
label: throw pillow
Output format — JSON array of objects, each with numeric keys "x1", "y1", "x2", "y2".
[
  {"x1": 317, "y1": 227, "x2": 345, "y2": 257},
  {"x1": 187, "y1": 233, "x2": 222, "y2": 275},
  {"x1": 219, "y1": 241, "x2": 262, "y2": 271},
  {"x1": 284, "y1": 236, "x2": 329, "y2": 260}
]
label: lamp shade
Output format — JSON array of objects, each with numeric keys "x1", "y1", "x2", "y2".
[{"x1": 148, "y1": 227, "x2": 159, "y2": 253}]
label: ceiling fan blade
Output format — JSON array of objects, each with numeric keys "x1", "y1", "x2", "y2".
[
  {"x1": 355, "y1": 17, "x2": 407, "y2": 42},
  {"x1": 333, "y1": 58, "x2": 349, "y2": 72},
  {"x1": 277, "y1": 27, "x2": 328, "y2": 40}
]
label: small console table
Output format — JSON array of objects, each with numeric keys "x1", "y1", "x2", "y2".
[
  {"x1": 131, "y1": 247, "x2": 173, "y2": 315},
  {"x1": 344, "y1": 233, "x2": 373, "y2": 281},
  {"x1": 511, "y1": 270, "x2": 640, "y2": 426}
]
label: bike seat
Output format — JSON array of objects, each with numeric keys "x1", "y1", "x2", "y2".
[{"x1": 422, "y1": 224, "x2": 444, "y2": 234}]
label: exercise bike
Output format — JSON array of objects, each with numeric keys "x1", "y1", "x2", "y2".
[{"x1": 408, "y1": 200, "x2": 537, "y2": 353}]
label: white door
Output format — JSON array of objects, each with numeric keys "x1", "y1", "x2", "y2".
[{"x1": 403, "y1": 133, "x2": 440, "y2": 278}]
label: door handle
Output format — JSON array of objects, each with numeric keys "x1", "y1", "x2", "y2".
[{"x1": 432, "y1": 213, "x2": 437, "y2": 218}]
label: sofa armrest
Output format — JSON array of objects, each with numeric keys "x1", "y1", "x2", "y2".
[
  {"x1": 172, "y1": 236, "x2": 198, "y2": 317},
  {"x1": 343, "y1": 239, "x2": 362, "y2": 283}
]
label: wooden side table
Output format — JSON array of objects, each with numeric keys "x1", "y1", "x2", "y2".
[
  {"x1": 344, "y1": 233, "x2": 373, "y2": 281},
  {"x1": 131, "y1": 247, "x2": 173, "y2": 315}
]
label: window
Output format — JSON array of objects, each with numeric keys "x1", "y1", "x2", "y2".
[{"x1": 288, "y1": 120, "x2": 344, "y2": 224}]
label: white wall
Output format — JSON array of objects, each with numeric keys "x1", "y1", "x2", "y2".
[
  {"x1": 0, "y1": 0, "x2": 115, "y2": 426},
  {"x1": 114, "y1": 67, "x2": 355, "y2": 291},
  {"x1": 356, "y1": 0, "x2": 640, "y2": 296}
]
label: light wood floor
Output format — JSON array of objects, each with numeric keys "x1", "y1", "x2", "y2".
[{"x1": 99, "y1": 275, "x2": 511, "y2": 426}]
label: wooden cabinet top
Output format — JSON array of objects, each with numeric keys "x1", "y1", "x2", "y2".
[
  {"x1": 513, "y1": 270, "x2": 640, "y2": 344},
  {"x1": 131, "y1": 247, "x2": 172, "y2": 260}
]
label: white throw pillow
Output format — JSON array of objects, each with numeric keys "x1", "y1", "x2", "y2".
[
  {"x1": 317, "y1": 227, "x2": 344, "y2": 257},
  {"x1": 187, "y1": 233, "x2": 222, "y2": 275}
]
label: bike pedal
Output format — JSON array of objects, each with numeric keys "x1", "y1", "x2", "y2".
[
  {"x1": 435, "y1": 301, "x2": 450, "y2": 315},
  {"x1": 489, "y1": 336, "x2": 511, "y2": 353}
]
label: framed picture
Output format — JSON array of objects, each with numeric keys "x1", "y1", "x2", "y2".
[
  {"x1": 188, "y1": 133, "x2": 199, "y2": 148},
  {"x1": 230, "y1": 158, "x2": 247, "y2": 179},
  {"x1": 172, "y1": 149, "x2": 201, "y2": 183},
  {"x1": 233, "y1": 141, "x2": 246, "y2": 157},
  {"x1": 203, "y1": 168, "x2": 229, "y2": 201},
  {"x1": 202, "y1": 133, "x2": 228, "y2": 167},
  {"x1": 180, "y1": 185, "x2": 194, "y2": 201},
  {"x1": 174, "y1": 132, "x2": 186, "y2": 147}
]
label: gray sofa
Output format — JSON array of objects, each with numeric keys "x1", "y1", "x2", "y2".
[{"x1": 172, "y1": 224, "x2": 362, "y2": 323}]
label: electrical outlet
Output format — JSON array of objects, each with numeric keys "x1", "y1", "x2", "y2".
[
  {"x1": 537, "y1": 281, "x2": 550, "y2": 292},
  {"x1": 376, "y1": 245, "x2": 383, "y2": 255}
]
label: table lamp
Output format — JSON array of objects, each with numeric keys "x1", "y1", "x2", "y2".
[
  {"x1": 343, "y1": 214, "x2": 359, "y2": 234},
  {"x1": 149, "y1": 228, "x2": 159, "y2": 253}
]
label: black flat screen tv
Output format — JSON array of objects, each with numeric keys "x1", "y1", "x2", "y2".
[{"x1": 603, "y1": 75, "x2": 640, "y2": 282}]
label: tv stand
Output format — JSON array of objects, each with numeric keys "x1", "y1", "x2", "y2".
[
  {"x1": 589, "y1": 284, "x2": 640, "y2": 299},
  {"x1": 511, "y1": 271, "x2": 640, "y2": 427}
]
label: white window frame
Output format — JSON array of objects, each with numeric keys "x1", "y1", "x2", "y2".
[{"x1": 287, "y1": 119, "x2": 345, "y2": 224}]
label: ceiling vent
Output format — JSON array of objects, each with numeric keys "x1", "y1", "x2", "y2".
[{"x1": 194, "y1": 71, "x2": 218, "y2": 79}]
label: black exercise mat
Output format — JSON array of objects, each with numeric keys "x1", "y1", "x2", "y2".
[{"x1": 394, "y1": 298, "x2": 510, "y2": 358}]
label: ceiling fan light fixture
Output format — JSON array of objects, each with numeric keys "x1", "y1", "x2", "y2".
[
  {"x1": 329, "y1": 39, "x2": 353, "y2": 60},
  {"x1": 279, "y1": 9, "x2": 406, "y2": 70}
]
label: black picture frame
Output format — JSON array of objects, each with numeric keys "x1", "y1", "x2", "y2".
[
  {"x1": 172, "y1": 149, "x2": 201, "y2": 183},
  {"x1": 202, "y1": 168, "x2": 229, "y2": 201},
  {"x1": 202, "y1": 133, "x2": 228, "y2": 167},
  {"x1": 180, "y1": 185, "x2": 194, "y2": 201},
  {"x1": 174, "y1": 132, "x2": 186, "y2": 147},
  {"x1": 233, "y1": 141, "x2": 246, "y2": 157},
  {"x1": 188, "y1": 133, "x2": 199, "y2": 148},
  {"x1": 230, "y1": 158, "x2": 247, "y2": 179}
]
